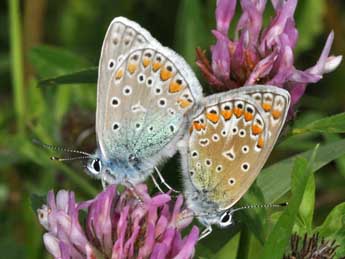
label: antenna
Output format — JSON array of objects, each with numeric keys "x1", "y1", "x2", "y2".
[
  {"x1": 231, "y1": 202, "x2": 288, "y2": 214},
  {"x1": 32, "y1": 139, "x2": 92, "y2": 161},
  {"x1": 50, "y1": 156, "x2": 90, "y2": 162}
]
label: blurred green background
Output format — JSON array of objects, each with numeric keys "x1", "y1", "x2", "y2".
[{"x1": 1, "y1": 0, "x2": 345, "y2": 258}]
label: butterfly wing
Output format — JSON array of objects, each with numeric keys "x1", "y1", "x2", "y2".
[
  {"x1": 183, "y1": 86, "x2": 290, "y2": 210},
  {"x1": 97, "y1": 17, "x2": 160, "y2": 151},
  {"x1": 99, "y1": 45, "x2": 203, "y2": 167}
]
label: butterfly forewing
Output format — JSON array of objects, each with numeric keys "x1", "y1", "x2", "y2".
[
  {"x1": 186, "y1": 86, "x2": 290, "y2": 210},
  {"x1": 101, "y1": 46, "x2": 202, "y2": 163},
  {"x1": 97, "y1": 17, "x2": 160, "y2": 153}
]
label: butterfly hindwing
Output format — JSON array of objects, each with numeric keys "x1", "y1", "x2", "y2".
[
  {"x1": 100, "y1": 46, "x2": 203, "y2": 166},
  {"x1": 184, "y1": 86, "x2": 290, "y2": 210}
]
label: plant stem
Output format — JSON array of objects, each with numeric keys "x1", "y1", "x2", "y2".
[
  {"x1": 9, "y1": 0, "x2": 25, "y2": 134},
  {"x1": 237, "y1": 226, "x2": 251, "y2": 259}
]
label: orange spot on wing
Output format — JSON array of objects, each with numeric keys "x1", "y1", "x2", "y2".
[
  {"x1": 206, "y1": 113, "x2": 219, "y2": 124},
  {"x1": 272, "y1": 110, "x2": 282, "y2": 119},
  {"x1": 244, "y1": 112, "x2": 254, "y2": 121},
  {"x1": 193, "y1": 121, "x2": 205, "y2": 131},
  {"x1": 221, "y1": 110, "x2": 232, "y2": 120},
  {"x1": 142, "y1": 58, "x2": 151, "y2": 68},
  {"x1": 127, "y1": 64, "x2": 137, "y2": 74},
  {"x1": 169, "y1": 81, "x2": 183, "y2": 93},
  {"x1": 115, "y1": 69, "x2": 123, "y2": 80},
  {"x1": 178, "y1": 99, "x2": 192, "y2": 109},
  {"x1": 160, "y1": 68, "x2": 173, "y2": 81},
  {"x1": 233, "y1": 108, "x2": 243, "y2": 118},
  {"x1": 257, "y1": 135, "x2": 264, "y2": 148},
  {"x1": 262, "y1": 103, "x2": 272, "y2": 112},
  {"x1": 152, "y1": 62, "x2": 161, "y2": 72},
  {"x1": 252, "y1": 124, "x2": 263, "y2": 135}
]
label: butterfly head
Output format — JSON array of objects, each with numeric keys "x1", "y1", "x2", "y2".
[{"x1": 85, "y1": 150, "x2": 150, "y2": 185}]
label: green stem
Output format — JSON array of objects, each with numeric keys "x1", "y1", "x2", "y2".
[
  {"x1": 236, "y1": 226, "x2": 251, "y2": 259},
  {"x1": 9, "y1": 0, "x2": 25, "y2": 134}
]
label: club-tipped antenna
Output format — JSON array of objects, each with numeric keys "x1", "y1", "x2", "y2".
[
  {"x1": 32, "y1": 139, "x2": 92, "y2": 156},
  {"x1": 50, "y1": 156, "x2": 90, "y2": 162},
  {"x1": 231, "y1": 202, "x2": 288, "y2": 214}
]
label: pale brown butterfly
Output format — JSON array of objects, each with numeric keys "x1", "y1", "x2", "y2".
[{"x1": 178, "y1": 85, "x2": 290, "y2": 239}]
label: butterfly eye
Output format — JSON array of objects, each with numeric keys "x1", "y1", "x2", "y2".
[
  {"x1": 89, "y1": 159, "x2": 102, "y2": 175},
  {"x1": 219, "y1": 211, "x2": 232, "y2": 227}
]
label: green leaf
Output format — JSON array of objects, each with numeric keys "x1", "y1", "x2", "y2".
[
  {"x1": 258, "y1": 139, "x2": 345, "y2": 203},
  {"x1": 295, "y1": 0, "x2": 326, "y2": 54},
  {"x1": 314, "y1": 203, "x2": 345, "y2": 257},
  {"x1": 292, "y1": 113, "x2": 345, "y2": 135},
  {"x1": 323, "y1": 133, "x2": 345, "y2": 179},
  {"x1": 314, "y1": 202, "x2": 345, "y2": 237},
  {"x1": 30, "y1": 193, "x2": 46, "y2": 212},
  {"x1": 261, "y1": 146, "x2": 318, "y2": 259},
  {"x1": 29, "y1": 45, "x2": 91, "y2": 78},
  {"x1": 296, "y1": 174, "x2": 315, "y2": 234},
  {"x1": 38, "y1": 67, "x2": 97, "y2": 87}
]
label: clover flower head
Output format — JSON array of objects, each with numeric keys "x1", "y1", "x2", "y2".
[
  {"x1": 37, "y1": 184, "x2": 199, "y2": 259},
  {"x1": 197, "y1": 0, "x2": 342, "y2": 115}
]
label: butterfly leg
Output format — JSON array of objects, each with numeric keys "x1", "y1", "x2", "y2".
[
  {"x1": 199, "y1": 225, "x2": 213, "y2": 240},
  {"x1": 101, "y1": 177, "x2": 108, "y2": 190},
  {"x1": 154, "y1": 166, "x2": 180, "y2": 193},
  {"x1": 150, "y1": 174, "x2": 165, "y2": 193},
  {"x1": 124, "y1": 180, "x2": 143, "y2": 204}
]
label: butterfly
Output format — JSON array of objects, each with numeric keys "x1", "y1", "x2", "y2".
[
  {"x1": 85, "y1": 17, "x2": 203, "y2": 187},
  {"x1": 178, "y1": 85, "x2": 290, "y2": 239}
]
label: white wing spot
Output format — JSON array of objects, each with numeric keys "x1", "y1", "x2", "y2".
[
  {"x1": 221, "y1": 130, "x2": 227, "y2": 137},
  {"x1": 147, "y1": 125, "x2": 154, "y2": 132},
  {"x1": 146, "y1": 77, "x2": 153, "y2": 87},
  {"x1": 199, "y1": 138, "x2": 209, "y2": 147},
  {"x1": 241, "y1": 162, "x2": 250, "y2": 172},
  {"x1": 216, "y1": 165, "x2": 223, "y2": 173},
  {"x1": 191, "y1": 151, "x2": 198, "y2": 158},
  {"x1": 168, "y1": 108, "x2": 176, "y2": 115},
  {"x1": 137, "y1": 73, "x2": 146, "y2": 83},
  {"x1": 154, "y1": 87, "x2": 162, "y2": 95},
  {"x1": 205, "y1": 159, "x2": 212, "y2": 167},
  {"x1": 228, "y1": 178, "x2": 236, "y2": 186},
  {"x1": 212, "y1": 134, "x2": 220, "y2": 142},
  {"x1": 112, "y1": 122, "x2": 120, "y2": 131},
  {"x1": 157, "y1": 98, "x2": 167, "y2": 108},
  {"x1": 239, "y1": 129, "x2": 246, "y2": 137},
  {"x1": 108, "y1": 59, "x2": 116, "y2": 70},
  {"x1": 122, "y1": 85, "x2": 132, "y2": 96},
  {"x1": 169, "y1": 124, "x2": 175, "y2": 133},
  {"x1": 232, "y1": 127, "x2": 238, "y2": 135},
  {"x1": 111, "y1": 97, "x2": 120, "y2": 107},
  {"x1": 241, "y1": 145, "x2": 249, "y2": 154},
  {"x1": 131, "y1": 102, "x2": 146, "y2": 113},
  {"x1": 223, "y1": 149, "x2": 235, "y2": 161}
]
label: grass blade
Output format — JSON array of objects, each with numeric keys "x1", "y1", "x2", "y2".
[
  {"x1": 258, "y1": 139, "x2": 345, "y2": 203},
  {"x1": 292, "y1": 112, "x2": 345, "y2": 135}
]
